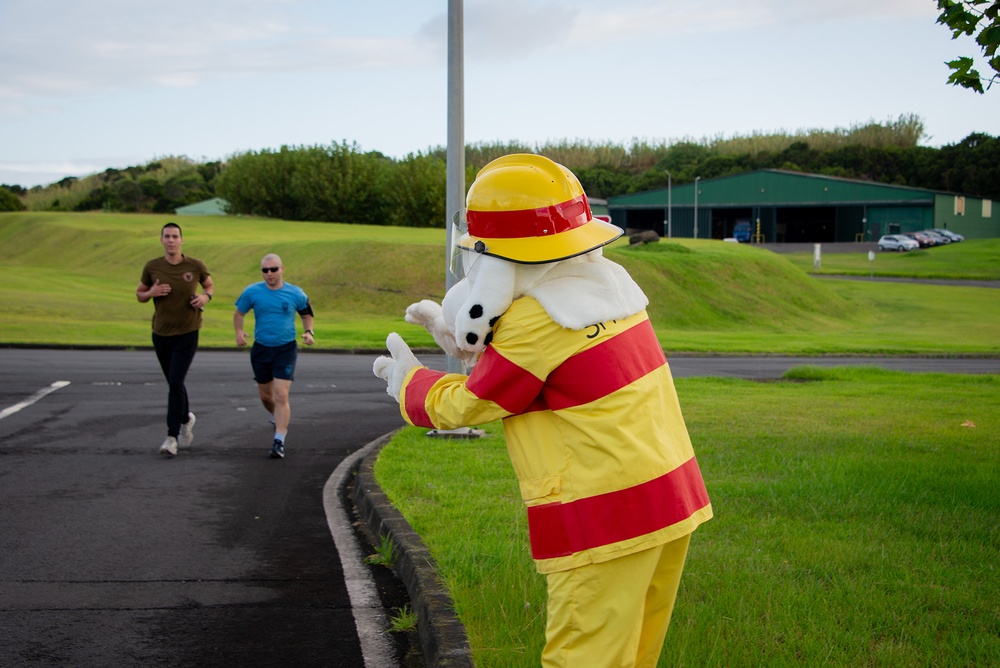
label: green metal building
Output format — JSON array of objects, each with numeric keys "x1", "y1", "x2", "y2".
[
  {"x1": 607, "y1": 169, "x2": 997, "y2": 242},
  {"x1": 590, "y1": 197, "x2": 610, "y2": 222}
]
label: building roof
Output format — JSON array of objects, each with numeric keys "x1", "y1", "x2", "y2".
[
  {"x1": 175, "y1": 197, "x2": 230, "y2": 216},
  {"x1": 609, "y1": 169, "x2": 938, "y2": 208}
]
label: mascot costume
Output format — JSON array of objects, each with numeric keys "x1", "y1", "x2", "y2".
[{"x1": 374, "y1": 154, "x2": 712, "y2": 668}]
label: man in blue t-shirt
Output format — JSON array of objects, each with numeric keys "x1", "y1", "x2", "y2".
[{"x1": 233, "y1": 253, "x2": 315, "y2": 459}]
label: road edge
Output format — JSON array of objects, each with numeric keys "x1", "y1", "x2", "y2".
[
  {"x1": 323, "y1": 434, "x2": 398, "y2": 668},
  {"x1": 353, "y1": 431, "x2": 475, "y2": 668}
]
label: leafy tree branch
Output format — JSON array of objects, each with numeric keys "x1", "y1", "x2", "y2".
[{"x1": 937, "y1": 0, "x2": 1000, "y2": 92}]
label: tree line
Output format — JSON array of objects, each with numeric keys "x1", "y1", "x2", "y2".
[{"x1": 3, "y1": 118, "x2": 999, "y2": 224}]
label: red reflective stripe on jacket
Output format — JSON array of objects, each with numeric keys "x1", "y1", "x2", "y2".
[
  {"x1": 466, "y1": 345, "x2": 544, "y2": 413},
  {"x1": 404, "y1": 368, "x2": 447, "y2": 428},
  {"x1": 526, "y1": 457, "x2": 711, "y2": 560},
  {"x1": 543, "y1": 319, "x2": 665, "y2": 411}
]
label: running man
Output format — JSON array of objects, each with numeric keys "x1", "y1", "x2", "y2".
[
  {"x1": 233, "y1": 253, "x2": 314, "y2": 458},
  {"x1": 136, "y1": 222, "x2": 214, "y2": 457}
]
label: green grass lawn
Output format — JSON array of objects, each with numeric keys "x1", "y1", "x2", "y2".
[
  {"x1": 613, "y1": 240, "x2": 1000, "y2": 354},
  {"x1": 0, "y1": 211, "x2": 448, "y2": 349},
  {"x1": 780, "y1": 238, "x2": 1000, "y2": 280},
  {"x1": 1, "y1": 212, "x2": 998, "y2": 354},
  {"x1": 375, "y1": 367, "x2": 1000, "y2": 667},
  {"x1": 4, "y1": 211, "x2": 998, "y2": 666}
]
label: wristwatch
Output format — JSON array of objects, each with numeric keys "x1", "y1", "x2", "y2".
[{"x1": 304, "y1": 329, "x2": 314, "y2": 335}]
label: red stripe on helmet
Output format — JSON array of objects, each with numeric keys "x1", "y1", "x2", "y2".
[{"x1": 467, "y1": 195, "x2": 593, "y2": 239}]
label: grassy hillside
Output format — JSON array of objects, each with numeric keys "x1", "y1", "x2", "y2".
[
  {"x1": 614, "y1": 241, "x2": 854, "y2": 327},
  {"x1": 0, "y1": 212, "x2": 446, "y2": 349},
  {"x1": 610, "y1": 240, "x2": 1000, "y2": 354},
  {"x1": 782, "y1": 239, "x2": 1000, "y2": 280},
  {"x1": 1, "y1": 212, "x2": 997, "y2": 354}
]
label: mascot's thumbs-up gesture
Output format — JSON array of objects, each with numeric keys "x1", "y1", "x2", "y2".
[{"x1": 373, "y1": 154, "x2": 712, "y2": 668}]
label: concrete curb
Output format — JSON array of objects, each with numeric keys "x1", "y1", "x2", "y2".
[
  {"x1": 323, "y1": 435, "x2": 397, "y2": 668},
  {"x1": 350, "y1": 430, "x2": 475, "y2": 668}
]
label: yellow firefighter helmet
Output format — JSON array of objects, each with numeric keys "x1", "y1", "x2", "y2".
[{"x1": 456, "y1": 154, "x2": 622, "y2": 264}]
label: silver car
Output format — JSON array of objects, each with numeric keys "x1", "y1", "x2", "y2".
[
  {"x1": 877, "y1": 235, "x2": 920, "y2": 252},
  {"x1": 928, "y1": 228, "x2": 964, "y2": 242}
]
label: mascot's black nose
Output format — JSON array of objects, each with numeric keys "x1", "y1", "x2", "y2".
[{"x1": 466, "y1": 332, "x2": 479, "y2": 345}]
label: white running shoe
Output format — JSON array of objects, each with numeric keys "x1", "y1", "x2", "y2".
[
  {"x1": 179, "y1": 413, "x2": 196, "y2": 448},
  {"x1": 159, "y1": 436, "x2": 178, "y2": 457}
]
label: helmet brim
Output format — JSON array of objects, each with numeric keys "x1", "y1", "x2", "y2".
[{"x1": 457, "y1": 218, "x2": 623, "y2": 264}]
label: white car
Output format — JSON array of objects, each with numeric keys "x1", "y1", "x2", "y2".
[{"x1": 877, "y1": 235, "x2": 920, "y2": 252}]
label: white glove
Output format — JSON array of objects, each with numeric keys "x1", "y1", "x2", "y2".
[
  {"x1": 405, "y1": 299, "x2": 478, "y2": 369},
  {"x1": 373, "y1": 332, "x2": 422, "y2": 402},
  {"x1": 405, "y1": 300, "x2": 460, "y2": 357}
]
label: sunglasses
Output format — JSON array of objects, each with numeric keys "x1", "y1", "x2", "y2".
[{"x1": 261, "y1": 266, "x2": 281, "y2": 273}]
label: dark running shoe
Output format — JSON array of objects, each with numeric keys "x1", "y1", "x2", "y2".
[{"x1": 270, "y1": 439, "x2": 285, "y2": 459}]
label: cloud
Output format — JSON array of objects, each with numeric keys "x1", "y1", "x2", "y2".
[
  {"x1": 0, "y1": 160, "x2": 107, "y2": 176},
  {"x1": 0, "y1": 0, "x2": 436, "y2": 101},
  {"x1": 536, "y1": 0, "x2": 936, "y2": 47},
  {"x1": 0, "y1": 0, "x2": 939, "y2": 102},
  {"x1": 414, "y1": 0, "x2": 939, "y2": 66},
  {"x1": 0, "y1": 159, "x2": 119, "y2": 189},
  {"x1": 1, "y1": 0, "x2": 991, "y2": 189},
  {"x1": 465, "y1": 1, "x2": 580, "y2": 58}
]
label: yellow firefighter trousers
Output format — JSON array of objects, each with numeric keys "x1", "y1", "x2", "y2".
[{"x1": 541, "y1": 533, "x2": 692, "y2": 668}]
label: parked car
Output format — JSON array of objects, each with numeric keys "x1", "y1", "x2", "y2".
[
  {"x1": 902, "y1": 231, "x2": 935, "y2": 248},
  {"x1": 733, "y1": 221, "x2": 752, "y2": 242},
  {"x1": 929, "y1": 228, "x2": 964, "y2": 242},
  {"x1": 921, "y1": 230, "x2": 952, "y2": 245},
  {"x1": 877, "y1": 235, "x2": 920, "y2": 252}
]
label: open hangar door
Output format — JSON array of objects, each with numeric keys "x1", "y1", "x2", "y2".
[
  {"x1": 710, "y1": 208, "x2": 754, "y2": 240},
  {"x1": 776, "y1": 207, "x2": 837, "y2": 243},
  {"x1": 624, "y1": 208, "x2": 667, "y2": 235}
]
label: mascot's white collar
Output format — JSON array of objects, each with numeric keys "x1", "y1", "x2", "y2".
[
  {"x1": 524, "y1": 250, "x2": 648, "y2": 330},
  {"x1": 441, "y1": 248, "x2": 648, "y2": 360}
]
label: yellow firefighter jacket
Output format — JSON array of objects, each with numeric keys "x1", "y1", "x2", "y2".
[{"x1": 398, "y1": 296, "x2": 712, "y2": 574}]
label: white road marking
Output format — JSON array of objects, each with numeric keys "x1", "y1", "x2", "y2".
[
  {"x1": 323, "y1": 436, "x2": 396, "y2": 668},
  {"x1": 0, "y1": 381, "x2": 71, "y2": 421}
]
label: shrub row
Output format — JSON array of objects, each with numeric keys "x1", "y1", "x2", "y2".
[{"x1": 5, "y1": 115, "x2": 999, "y2": 225}]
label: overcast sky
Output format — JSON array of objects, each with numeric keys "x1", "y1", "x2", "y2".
[{"x1": 2, "y1": 0, "x2": 998, "y2": 189}]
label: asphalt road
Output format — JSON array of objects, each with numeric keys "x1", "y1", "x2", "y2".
[
  {"x1": 0, "y1": 348, "x2": 407, "y2": 668},
  {"x1": 1, "y1": 348, "x2": 997, "y2": 667}
]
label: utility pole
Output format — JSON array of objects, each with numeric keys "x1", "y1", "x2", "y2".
[
  {"x1": 445, "y1": 0, "x2": 465, "y2": 373},
  {"x1": 693, "y1": 176, "x2": 701, "y2": 239},
  {"x1": 664, "y1": 171, "x2": 672, "y2": 238}
]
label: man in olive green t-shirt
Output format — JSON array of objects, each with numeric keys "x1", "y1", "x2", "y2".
[{"x1": 136, "y1": 222, "x2": 214, "y2": 456}]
